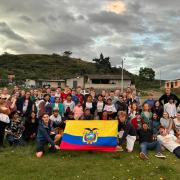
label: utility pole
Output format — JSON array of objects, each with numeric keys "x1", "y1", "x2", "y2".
[
  {"x1": 121, "y1": 58, "x2": 125, "y2": 93},
  {"x1": 160, "y1": 70, "x2": 162, "y2": 88}
]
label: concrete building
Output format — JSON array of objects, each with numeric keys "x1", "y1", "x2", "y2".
[
  {"x1": 165, "y1": 79, "x2": 180, "y2": 89},
  {"x1": 65, "y1": 74, "x2": 133, "y2": 90}
]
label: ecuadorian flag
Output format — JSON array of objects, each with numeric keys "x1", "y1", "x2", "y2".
[{"x1": 60, "y1": 120, "x2": 118, "y2": 152}]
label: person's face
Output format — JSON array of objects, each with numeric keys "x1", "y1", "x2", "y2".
[
  {"x1": 119, "y1": 115, "x2": 126, "y2": 122},
  {"x1": 51, "y1": 91, "x2": 55, "y2": 96},
  {"x1": 31, "y1": 112, "x2": 36, "y2": 118},
  {"x1": 64, "y1": 86, "x2": 69, "y2": 92},
  {"x1": 143, "y1": 104, "x2": 149, "y2": 111},
  {"x1": 44, "y1": 95, "x2": 50, "y2": 101},
  {"x1": 119, "y1": 96, "x2": 123, "y2": 102},
  {"x1": 177, "y1": 113, "x2": 180, "y2": 120},
  {"x1": 98, "y1": 96, "x2": 103, "y2": 101},
  {"x1": 71, "y1": 90, "x2": 76, "y2": 95},
  {"x1": 142, "y1": 123, "x2": 148, "y2": 130},
  {"x1": 148, "y1": 94, "x2": 153, "y2": 99},
  {"x1": 107, "y1": 99, "x2": 112, "y2": 105},
  {"x1": 169, "y1": 99, "x2": 173, "y2": 104},
  {"x1": 14, "y1": 113, "x2": 19, "y2": 120},
  {"x1": 55, "y1": 97, "x2": 60, "y2": 103},
  {"x1": 87, "y1": 96, "x2": 92, "y2": 102},
  {"x1": 3, "y1": 88, "x2": 8, "y2": 95},
  {"x1": 46, "y1": 88, "x2": 51, "y2": 94},
  {"x1": 132, "y1": 104, "x2": 137, "y2": 110},
  {"x1": 110, "y1": 92, "x2": 114, "y2": 97},
  {"x1": 102, "y1": 111, "x2": 108, "y2": 117},
  {"x1": 21, "y1": 90, "x2": 25, "y2": 96},
  {"x1": 67, "y1": 95, "x2": 72, "y2": 101},
  {"x1": 153, "y1": 113, "x2": 158, "y2": 120},
  {"x1": 26, "y1": 92, "x2": 31, "y2": 99},
  {"x1": 101, "y1": 90, "x2": 106, "y2": 96},
  {"x1": 155, "y1": 101, "x2": 160, "y2": 107},
  {"x1": 115, "y1": 90, "x2": 120, "y2": 96},
  {"x1": 76, "y1": 87, "x2": 81, "y2": 93},
  {"x1": 159, "y1": 128, "x2": 167, "y2": 136},
  {"x1": 42, "y1": 114, "x2": 49, "y2": 124},
  {"x1": 163, "y1": 112, "x2": 169, "y2": 119},
  {"x1": 53, "y1": 111, "x2": 59, "y2": 117},
  {"x1": 166, "y1": 88, "x2": 171, "y2": 95},
  {"x1": 34, "y1": 90, "x2": 38, "y2": 96}
]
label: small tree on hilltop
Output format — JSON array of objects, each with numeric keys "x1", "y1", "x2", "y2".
[{"x1": 139, "y1": 67, "x2": 155, "y2": 81}]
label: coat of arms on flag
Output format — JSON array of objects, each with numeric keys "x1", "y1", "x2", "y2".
[{"x1": 60, "y1": 120, "x2": 118, "y2": 152}]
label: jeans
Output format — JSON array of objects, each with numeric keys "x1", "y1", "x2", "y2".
[
  {"x1": 173, "y1": 146, "x2": 180, "y2": 158},
  {"x1": 6, "y1": 134, "x2": 24, "y2": 146},
  {"x1": 140, "y1": 141, "x2": 161, "y2": 155}
]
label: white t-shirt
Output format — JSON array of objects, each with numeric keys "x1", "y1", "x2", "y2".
[
  {"x1": 50, "y1": 114, "x2": 62, "y2": 122},
  {"x1": 86, "y1": 102, "x2": 93, "y2": 109},
  {"x1": 63, "y1": 101, "x2": 75, "y2": 111},
  {"x1": 173, "y1": 118, "x2": 180, "y2": 131},
  {"x1": 0, "y1": 113, "x2": 10, "y2": 123},
  {"x1": 97, "y1": 101, "x2": 104, "y2": 112},
  {"x1": 157, "y1": 134, "x2": 179, "y2": 152},
  {"x1": 104, "y1": 104, "x2": 117, "y2": 112}
]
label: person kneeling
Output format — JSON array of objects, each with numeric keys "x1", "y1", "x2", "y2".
[
  {"x1": 138, "y1": 123, "x2": 166, "y2": 160},
  {"x1": 117, "y1": 111, "x2": 136, "y2": 152},
  {"x1": 36, "y1": 113, "x2": 60, "y2": 158}
]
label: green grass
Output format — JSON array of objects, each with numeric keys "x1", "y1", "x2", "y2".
[{"x1": 0, "y1": 143, "x2": 179, "y2": 180}]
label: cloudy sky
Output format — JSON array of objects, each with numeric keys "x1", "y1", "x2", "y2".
[{"x1": 0, "y1": 0, "x2": 180, "y2": 80}]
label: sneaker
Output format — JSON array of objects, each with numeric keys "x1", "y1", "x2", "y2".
[
  {"x1": 140, "y1": 152, "x2": 149, "y2": 160},
  {"x1": 155, "y1": 153, "x2": 166, "y2": 159}
]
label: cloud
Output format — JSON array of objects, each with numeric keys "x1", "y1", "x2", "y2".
[
  {"x1": 0, "y1": 0, "x2": 180, "y2": 80},
  {"x1": 0, "y1": 22, "x2": 27, "y2": 42}
]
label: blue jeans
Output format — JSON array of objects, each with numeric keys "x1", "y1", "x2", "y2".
[
  {"x1": 140, "y1": 141, "x2": 161, "y2": 155},
  {"x1": 6, "y1": 134, "x2": 24, "y2": 146}
]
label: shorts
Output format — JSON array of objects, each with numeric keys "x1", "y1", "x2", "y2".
[{"x1": 36, "y1": 141, "x2": 46, "y2": 152}]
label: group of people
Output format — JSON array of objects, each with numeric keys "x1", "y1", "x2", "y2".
[{"x1": 0, "y1": 85, "x2": 180, "y2": 159}]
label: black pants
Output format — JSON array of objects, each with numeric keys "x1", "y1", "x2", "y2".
[
  {"x1": 0, "y1": 121, "x2": 7, "y2": 146},
  {"x1": 173, "y1": 146, "x2": 180, "y2": 158}
]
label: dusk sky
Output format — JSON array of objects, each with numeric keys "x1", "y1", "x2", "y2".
[{"x1": 0, "y1": 0, "x2": 180, "y2": 80}]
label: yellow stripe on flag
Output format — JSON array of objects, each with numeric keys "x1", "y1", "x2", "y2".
[{"x1": 64, "y1": 120, "x2": 118, "y2": 137}]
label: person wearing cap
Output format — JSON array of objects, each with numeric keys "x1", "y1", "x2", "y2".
[
  {"x1": 50, "y1": 108, "x2": 64, "y2": 128},
  {"x1": 164, "y1": 96, "x2": 177, "y2": 119}
]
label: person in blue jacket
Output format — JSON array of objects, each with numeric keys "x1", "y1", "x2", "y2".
[{"x1": 36, "y1": 113, "x2": 60, "y2": 158}]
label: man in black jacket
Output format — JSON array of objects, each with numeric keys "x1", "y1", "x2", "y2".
[
  {"x1": 159, "y1": 88, "x2": 179, "y2": 107},
  {"x1": 138, "y1": 123, "x2": 166, "y2": 160}
]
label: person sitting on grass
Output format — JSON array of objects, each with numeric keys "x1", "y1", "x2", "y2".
[
  {"x1": 36, "y1": 113, "x2": 60, "y2": 158},
  {"x1": 6, "y1": 111, "x2": 24, "y2": 146},
  {"x1": 157, "y1": 126, "x2": 180, "y2": 159},
  {"x1": 117, "y1": 111, "x2": 137, "y2": 152},
  {"x1": 138, "y1": 123, "x2": 166, "y2": 160}
]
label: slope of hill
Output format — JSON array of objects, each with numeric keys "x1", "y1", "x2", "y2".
[{"x1": 0, "y1": 53, "x2": 131, "y2": 80}]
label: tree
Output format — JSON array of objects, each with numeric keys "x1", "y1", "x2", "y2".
[
  {"x1": 93, "y1": 53, "x2": 111, "y2": 69},
  {"x1": 139, "y1": 67, "x2": 155, "y2": 80},
  {"x1": 63, "y1": 51, "x2": 72, "y2": 57}
]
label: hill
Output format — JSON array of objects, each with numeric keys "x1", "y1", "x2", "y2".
[{"x1": 0, "y1": 53, "x2": 131, "y2": 80}]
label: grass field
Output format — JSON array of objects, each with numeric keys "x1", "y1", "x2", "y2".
[{"x1": 0, "y1": 143, "x2": 179, "y2": 180}]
